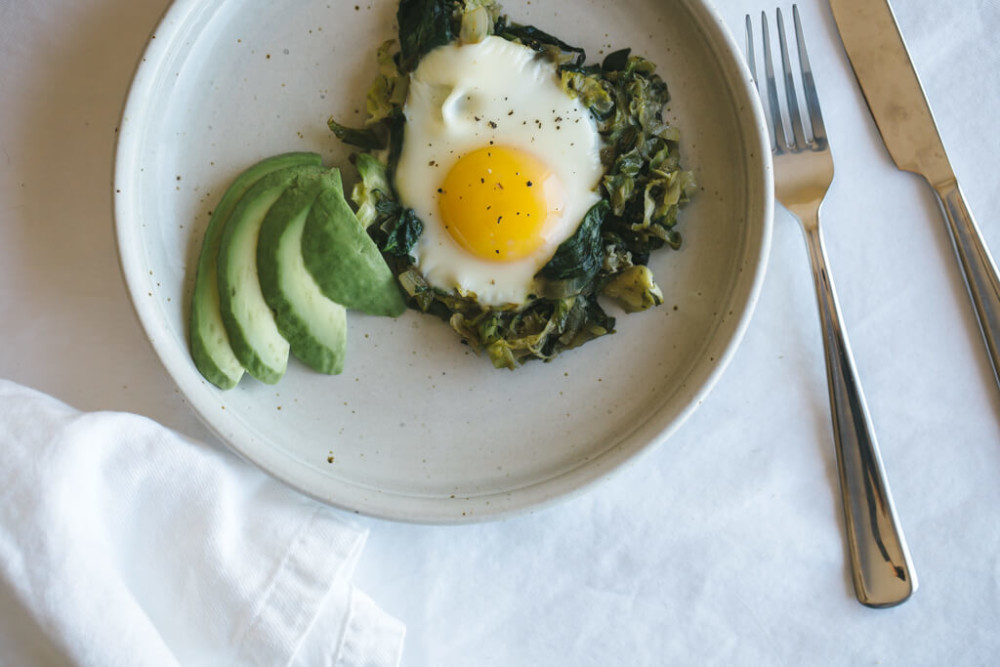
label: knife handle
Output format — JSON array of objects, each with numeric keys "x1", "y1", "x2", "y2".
[{"x1": 934, "y1": 179, "x2": 1000, "y2": 387}]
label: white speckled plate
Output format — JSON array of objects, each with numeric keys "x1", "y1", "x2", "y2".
[{"x1": 114, "y1": 0, "x2": 772, "y2": 522}]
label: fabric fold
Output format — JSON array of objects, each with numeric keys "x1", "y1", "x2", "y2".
[{"x1": 0, "y1": 379, "x2": 404, "y2": 666}]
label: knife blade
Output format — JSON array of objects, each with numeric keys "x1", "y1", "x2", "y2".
[{"x1": 829, "y1": 0, "x2": 1000, "y2": 391}]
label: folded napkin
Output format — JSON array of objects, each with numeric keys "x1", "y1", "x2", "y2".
[{"x1": 0, "y1": 379, "x2": 404, "y2": 666}]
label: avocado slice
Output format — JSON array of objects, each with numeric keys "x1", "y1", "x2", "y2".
[
  {"x1": 257, "y1": 171, "x2": 348, "y2": 375},
  {"x1": 218, "y1": 165, "x2": 322, "y2": 383},
  {"x1": 189, "y1": 152, "x2": 322, "y2": 389},
  {"x1": 301, "y1": 170, "x2": 406, "y2": 317}
]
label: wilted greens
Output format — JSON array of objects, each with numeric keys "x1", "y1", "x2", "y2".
[{"x1": 329, "y1": 0, "x2": 696, "y2": 369}]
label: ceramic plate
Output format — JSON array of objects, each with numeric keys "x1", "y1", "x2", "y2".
[{"x1": 114, "y1": 0, "x2": 772, "y2": 522}]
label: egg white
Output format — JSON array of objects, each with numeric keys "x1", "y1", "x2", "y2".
[{"x1": 394, "y1": 35, "x2": 604, "y2": 306}]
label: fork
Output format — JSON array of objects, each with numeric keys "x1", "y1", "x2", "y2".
[{"x1": 745, "y1": 6, "x2": 916, "y2": 607}]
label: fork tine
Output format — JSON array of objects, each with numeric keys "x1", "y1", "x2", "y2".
[
  {"x1": 793, "y1": 4, "x2": 827, "y2": 146},
  {"x1": 760, "y1": 12, "x2": 787, "y2": 153},
  {"x1": 745, "y1": 14, "x2": 758, "y2": 87},
  {"x1": 776, "y1": 8, "x2": 807, "y2": 151},
  {"x1": 746, "y1": 15, "x2": 779, "y2": 155}
]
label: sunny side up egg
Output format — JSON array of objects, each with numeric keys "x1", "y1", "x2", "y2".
[{"x1": 393, "y1": 35, "x2": 605, "y2": 307}]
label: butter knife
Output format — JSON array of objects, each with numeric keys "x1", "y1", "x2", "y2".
[{"x1": 828, "y1": 0, "x2": 1000, "y2": 389}]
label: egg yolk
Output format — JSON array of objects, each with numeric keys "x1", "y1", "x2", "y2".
[{"x1": 438, "y1": 146, "x2": 564, "y2": 262}]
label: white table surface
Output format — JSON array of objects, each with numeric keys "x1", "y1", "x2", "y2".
[{"x1": 3, "y1": 0, "x2": 999, "y2": 664}]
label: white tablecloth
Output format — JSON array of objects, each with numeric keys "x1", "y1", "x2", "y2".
[{"x1": 2, "y1": 0, "x2": 999, "y2": 664}]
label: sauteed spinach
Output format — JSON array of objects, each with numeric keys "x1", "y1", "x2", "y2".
[{"x1": 330, "y1": 0, "x2": 695, "y2": 369}]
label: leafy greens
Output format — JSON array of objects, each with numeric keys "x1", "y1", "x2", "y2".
[{"x1": 329, "y1": 0, "x2": 696, "y2": 369}]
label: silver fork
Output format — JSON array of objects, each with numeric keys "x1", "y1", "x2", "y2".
[{"x1": 746, "y1": 6, "x2": 916, "y2": 607}]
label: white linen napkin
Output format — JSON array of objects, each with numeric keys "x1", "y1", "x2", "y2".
[{"x1": 0, "y1": 379, "x2": 404, "y2": 666}]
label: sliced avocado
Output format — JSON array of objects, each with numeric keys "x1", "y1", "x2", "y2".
[
  {"x1": 218, "y1": 165, "x2": 322, "y2": 383},
  {"x1": 257, "y1": 171, "x2": 348, "y2": 375},
  {"x1": 189, "y1": 152, "x2": 322, "y2": 389},
  {"x1": 301, "y1": 170, "x2": 406, "y2": 317}
]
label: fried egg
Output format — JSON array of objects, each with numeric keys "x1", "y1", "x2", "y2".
[{"x1": 394, "y1": 35, "x2": 604, "y2": 306}]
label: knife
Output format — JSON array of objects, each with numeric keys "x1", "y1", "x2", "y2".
[{"x1": 828, "y1": 0, "x2": 1000, "y2": 391}]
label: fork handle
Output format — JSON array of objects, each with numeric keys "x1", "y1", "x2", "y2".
[
  {"x1": 801, "y1": 214, "x2": 916, "y2": 607},
  {"x1": 933, "y1": 178, "x2": 1000, "y2": 389}
]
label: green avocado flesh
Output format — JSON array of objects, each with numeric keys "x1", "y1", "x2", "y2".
[
  {"x1": 218, "y1": 166, "x2": 325, "y2": 383},
  {"x1": 257, "y1": 171, "x2": 348, "y2": 375},
  {"x1": 189, "y1": 152, "x2": 322, "y2": 389},
  {"x1": 301, "y1": 170, "x2": 406, "y2": 317},
  {"x1": 191, "y1": 152, "x2": 407, "y2": 388}
]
